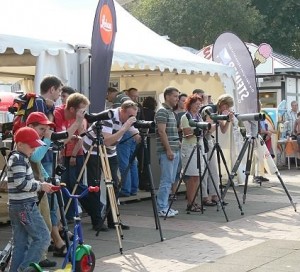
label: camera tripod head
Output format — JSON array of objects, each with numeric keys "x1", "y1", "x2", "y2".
[
  {"x1": 48, "y1": 164, "x2": 66, "y2": 186},
  {"x1": 51, "y1": 140, "x2": 65, "y2": 152}
]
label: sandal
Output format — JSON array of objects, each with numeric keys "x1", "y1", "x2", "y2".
[
  {"x1": 186, "y1": 203, "x2": 202, "y2": 212},
  {"x1": 53, "y1": 244, "x2": 67, "y2": 257},
  {"x1": 194, "y1": 203, "x2": 206, "y2": 211},
  {"x1": 203, "y1": 200, "x2": 217, "y2": 207},
  {"x1": 59, "y1": 230, "x2": 74, "y2": 241}
]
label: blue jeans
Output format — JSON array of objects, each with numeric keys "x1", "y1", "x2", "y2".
[
  {"x1": 43, "y1": 161, "x2": 59, "y2": 226},
  {"x1": 156, "y1": 151, "x2": 180, "y2": 211},
  {"x1": 117, "y1": 132, "x2": 139, "y2": 196},
  {"x1": 9, "y1": 202, "x2": 50, "y2": 272}
]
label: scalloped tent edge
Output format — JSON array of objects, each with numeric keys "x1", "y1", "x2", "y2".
[{"x1": 0, "y1": 0, "x2": 235, "y2": 94}]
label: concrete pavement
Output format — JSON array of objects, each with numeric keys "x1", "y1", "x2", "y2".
[
  {"x1": 1, "y1": 167, "x2": 300, "y2": 271},
  {"x1": 96, "y1": 167, "x2": 300, "y2": 272}
]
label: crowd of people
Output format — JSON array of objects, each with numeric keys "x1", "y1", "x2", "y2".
[{"x1": 6, "y1": 76, "x2": 269, "y2": 271}]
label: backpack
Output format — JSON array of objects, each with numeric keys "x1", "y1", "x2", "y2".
[{"x1": 11, "y1": 93, "x2": 38, "y2": 133}]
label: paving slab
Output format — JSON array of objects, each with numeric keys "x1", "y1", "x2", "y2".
[{"x1": 0, "y1": 168, "x2": 300, "y2": 271}]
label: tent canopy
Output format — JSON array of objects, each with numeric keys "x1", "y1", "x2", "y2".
[
  {"x1": 0, "y1": 34, "x2": 75, "y2": 85},
  {"x1": 110, "y1": 2, "x2": 232, "y2": 76},
  {"x1": 0, "y1": 0, "x2": 234, "y2": 90}
]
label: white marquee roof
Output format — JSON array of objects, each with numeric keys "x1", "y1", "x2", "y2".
[{"x1": 0, "y1": 0, "x2": 234, "y2": 84}]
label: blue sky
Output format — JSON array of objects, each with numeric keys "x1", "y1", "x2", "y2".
[{"x1": 0, "y1": 0, "x2": 100, "y2": 44}]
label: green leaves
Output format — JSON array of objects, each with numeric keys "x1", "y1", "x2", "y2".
[{"x1": 125, "y1": 0, "x2": 300, "y2": 58}]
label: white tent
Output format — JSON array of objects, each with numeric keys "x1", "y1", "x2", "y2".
[
  {"x1": 0, "y1": 1, "x2": 235, "y2": 97},
  {"x1": 0, "y1": 34, "x2": 77, "y2": 92}
]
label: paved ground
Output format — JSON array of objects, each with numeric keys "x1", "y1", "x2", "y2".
[{"x1": 1, "y1": 166, "x2": 300, "y2": 271}]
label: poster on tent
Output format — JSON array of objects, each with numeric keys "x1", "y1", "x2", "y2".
[
  {"x1": 91, "y1": 0, "x2": 117, "y2": 113},
  {"x1": 212, "y1": 32, "x2": 258, "y2": 132}
]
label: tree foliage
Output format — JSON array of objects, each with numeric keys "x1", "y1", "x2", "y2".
[
  {"x1": 125, "y1": 0, "x2": 264, "y2": 49},
  {"x1": 125, "y1": 0, "x2": 300, "y2": 58},
  {"x1": 250, "y1": 0, "x2": 300, "y2": 58}
]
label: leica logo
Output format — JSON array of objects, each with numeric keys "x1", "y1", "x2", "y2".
[
  {"x1": 99, "y1": 4, "x2": 113, "y2": 45},
  {"x1": 100, "y1": 15, "x2": 112, "y2": 32}
]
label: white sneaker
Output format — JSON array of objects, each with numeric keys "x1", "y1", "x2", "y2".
[
  {"x1": 169, "y1": 208, "x2": 179, "y2": 215},
  {"x1": 158, "y1": 210, "x2": 175, "y2": 217}
]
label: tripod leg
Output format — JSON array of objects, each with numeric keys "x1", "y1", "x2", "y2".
[
  {"x1": 189, "y1": 144, "x2": 216, "y2": 213},
  {"x1": 275, "y1": 171, "x2": 297, "y2": 212},
  {"x1": 223, "y1": 138, "x2": 250, "y2": 198},
  {"x1": 256, "y1": 136, "x2": 297, "y2": 212},
  {"x1": 99, "y1": 145, "x2": 123, "y2": 254},
  {"x1": 215, "y1": 144, "x2": 224, "y2": 195},
  {"x1": 167, "y1": 145, "x2": 196, "y2": 216},
  {"x1": 0, "y1": 149, "x2": 9, "y2": 183},
  {"x1": 65, "y1": 143, "x2": 95, "y2": 214},
  {"x1": 243, "y1": 138, "x2": 255, "y2": 204},
  {"x1": 217, "y1": 144, "x2": 244, "y2": 215},
  {"x1": 55, "y1": 189, "x2": 71, "y2": 250},
  {"x1": 204, "y1": 154, "x2": 229, "y2": 222},
  {"x1": 0, "y1": 164, "x2": 7, "y2": 182},
  {"x1": 146, "y1": 162, "x2": 164, "y2": 241}
]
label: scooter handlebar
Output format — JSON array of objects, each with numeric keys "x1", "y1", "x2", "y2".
[{"x1": 61, "y1": 185, "x2": 100, "y2": 199}]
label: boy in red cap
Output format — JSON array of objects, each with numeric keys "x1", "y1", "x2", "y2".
[
  {"x1": 26, "y1": 112, "x2": 66, "y2": 266},
  {"x1": 7, "y1": 127, "x2": 55, "y2": 272}
]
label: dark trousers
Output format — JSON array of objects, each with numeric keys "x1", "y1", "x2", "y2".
[
  {"x1": 61, "y1": 155, "x2": 84, "y2": 221},
  {"x1": 85, "y1": 154, "x2": 104, "y2": 227},
  {"x1": 86, "y1": 154, "x2": 119, "y2": 226}
]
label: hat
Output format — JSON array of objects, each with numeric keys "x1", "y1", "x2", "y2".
[
  {"x1": 14, "y1": 127, "x2": 46, "y2": 148},
  {"x1": 26, "y1": 112, "x2": 55, "y2": 128}
]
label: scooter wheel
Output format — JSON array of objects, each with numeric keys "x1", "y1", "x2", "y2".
[{"x1": 75, "y1": 250, "x2": 96, "y2": 272}]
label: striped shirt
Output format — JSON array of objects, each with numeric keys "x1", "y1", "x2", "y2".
[
  {"x1": 83, "y1": 108, "x2": 139, "y2": 157},
  {"x1": 7, "y1": 151, "x2": 41, "y2": 204},
  {"x1": 112, "y1": 93, "x2": 130, "y2": 108},
  {"x1": 155, "y1": 103, "x2": 180, "y2": 154}
]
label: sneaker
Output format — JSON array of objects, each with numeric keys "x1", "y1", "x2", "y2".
[
  {"x1": 169, "y1": 208, "x2": 179, "y2": 215},
  {"x1": 158, "y1": 210, "x2": 175, "y2": 217},
  {"x1": 39, "y1": 258, "x2": 57, "y2": 268}
]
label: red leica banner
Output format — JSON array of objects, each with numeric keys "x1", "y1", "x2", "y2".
[
  {"x1": 212, "y1": 32, "x2": 258, "y2": 115},
  {"x1": 91, "y1": 0, "x2": 117, "y2": 112}
]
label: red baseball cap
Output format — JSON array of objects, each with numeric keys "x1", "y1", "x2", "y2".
[
  {"x1": 26, "y1": 112, "x2": 55, "y2": 128},
  {"x1": 14, "y1": 127, "x2": 46, "y2": 148}
]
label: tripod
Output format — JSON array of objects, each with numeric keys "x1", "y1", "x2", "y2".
[
  {"x1": 206, "y1": 121, "x2": 244, "y2": 215},
  {"x1": 242, "y1": 134, "x2": 296, "y2": 211},
  {"x1": 222, "y1": 122, "x2": 296, "y2": 212},
  {"x1": 223, "y1": 133, "x2": 256, "y2": 204},
  {"x1": 49, "y1": 141, "x2": 71, "y2": 250},
  {"x1": 167, "y1": 128, "x2": 228, "y2": 221},
  {"x1": 221, "y1": 121, "x2": 257, "y2": 203},
  {"x1": 122, "y1": 129, "x2": 164, "y2": 241},
  {"x1": 80, "y1": 121, "x2": 124, "y2": 253}
]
